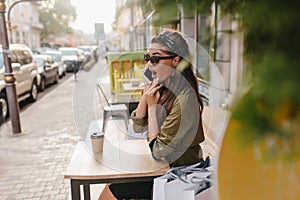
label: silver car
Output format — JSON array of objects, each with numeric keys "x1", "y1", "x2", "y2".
[
  {"x1": 33, "y1": 55, "x2": 59, "y2": 91},
  {"x1": 44, "y1": 50, "x2": 66, "y2": 78},
  {"x1": 59, "y1": 47, "x2": 84, "y2": 72},
  {"x1": 0, "y1": 44, "x2": 39, "y2": 118}
]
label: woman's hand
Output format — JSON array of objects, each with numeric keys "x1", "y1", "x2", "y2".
[
  {"x1": 135, "y1": 77, "x2": 160, "y2": 118},
  {"x1": 144, "y1": 78, "x2": 162, "y2": 108},
  {"x1": 139, "y1": 78, "x2": 161, "y2": 140}
]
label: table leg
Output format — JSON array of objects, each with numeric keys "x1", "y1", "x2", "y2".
[
  {"x1": 71, "y1": 179, "x2": 81, "y2": 200},
  {"x1": 83, "y1": 184, "x2": 91, "y2": 200}
]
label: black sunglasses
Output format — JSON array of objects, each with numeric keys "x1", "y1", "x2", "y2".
[{"x1": 144, "y1": 53, "x2": 177, "y2": 66}]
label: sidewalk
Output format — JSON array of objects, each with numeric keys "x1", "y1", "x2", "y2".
[{"x1": 0, "y1": 58, "x2": 108, "y2": 200}]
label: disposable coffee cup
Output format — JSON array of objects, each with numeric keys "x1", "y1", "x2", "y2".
[{"x1": 90, "y1": 132, "x2": 104, "y2": 153}]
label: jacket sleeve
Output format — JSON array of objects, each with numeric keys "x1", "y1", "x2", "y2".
[
  {"x1": 130, "y1": 110, "x2": 148, "y2": 133},
  {"x1": 150, "y1": 89, "x2": 201, "y2": 160}
]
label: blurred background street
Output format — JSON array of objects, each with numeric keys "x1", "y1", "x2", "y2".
[
  {"x1": 0, "y1": 58, "x2": 107, "y2": 199},
  {"x1": 0, "y1": 0, "x2": 299, "y2": 199}
]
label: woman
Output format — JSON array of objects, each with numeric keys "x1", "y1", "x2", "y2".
[{"x1": 99, "y1": 30, "x2": 205, "y2": 200}]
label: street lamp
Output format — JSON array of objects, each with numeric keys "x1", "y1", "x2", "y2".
[
  {"x1": 0, "y1": 0, "x2": 44, "y2": 133},
  {"x1": 0, "y1": 0, "x2": 21, "y2": 133}
]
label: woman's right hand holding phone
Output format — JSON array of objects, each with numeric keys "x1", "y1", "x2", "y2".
[
  {"x1": 144, "y1": 78, "x2": 162, "y2": 141},
  {"x1": 135, "y1": 78, "x2": 162, "y2": 118},
  {"x1": 144, "y1": 78, "x2": 162, "y2": 108}
]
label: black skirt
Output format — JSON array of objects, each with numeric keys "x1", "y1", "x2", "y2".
[{"x1": 109, "y1": 180, "x2": 153, "y2": 200}]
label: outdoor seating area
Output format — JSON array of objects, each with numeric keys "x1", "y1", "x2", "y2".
[
  {"x1": 113, "y1": 75, "x2": 144, "y2": 102},
  {"x1": 64, "y1": 106, "x2": 231, "y2": 199},
  {"x1": 1, "y1": 0, "x2": 298, "y2": 199},
  {"x1": 95, "y1": 83, "x2": 129, "y2": 132},
  {"x1": 66, "y1": 48, "x2": 226, "y2": 199},
  {"x1": 107, "y1": 51, "x2": 145, "y2": 103}
]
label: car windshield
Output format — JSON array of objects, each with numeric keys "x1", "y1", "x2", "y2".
[
  {"x1": 60, "y1": 50, "x2": 77, "y2": 56},
  {"x1": 34, "y1": 58, "x2": 44, "y2": 68},
  {"x1": 79, "y1": 47, "x2": 92, "y2": 53},
  {"x1": 45, "y1": 53, "x2": 61, "y2": 62}
]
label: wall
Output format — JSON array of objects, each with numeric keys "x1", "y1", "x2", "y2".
[{"x1": 7, "y1": 1, "x2": 43, "y2": 48}]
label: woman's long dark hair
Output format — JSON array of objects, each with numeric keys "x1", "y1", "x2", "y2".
[{"x1": 150, "y1": 30, "x2": 204, "y2": 127}]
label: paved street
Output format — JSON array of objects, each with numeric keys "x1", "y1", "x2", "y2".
[{"x1": 0, "y1": 58, "x2": 109, "y2": 200}]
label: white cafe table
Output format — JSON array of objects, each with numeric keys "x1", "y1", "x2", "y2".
[{"x1": 64, "y1": 119, "x2": 169, "y2": 200}]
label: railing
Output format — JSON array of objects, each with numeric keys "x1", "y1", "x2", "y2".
[
  {"x1": 106, "y1": 51, "x2": 145, "y2": 103},
  {"x1": 107, "y1": 51, "x2": 146, "y2": 94}
]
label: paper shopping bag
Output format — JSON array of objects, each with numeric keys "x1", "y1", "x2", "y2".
[
  {"x1": 153, "y1": 171, "x2": 212, "y2": 200},
  {"x1": 195, "y1": 186, "x2": 217, "y2": 200},
  {"x1": 153, "y1": 157, "x2": 212, "y2": 200},
  {"x1": 180, "y1": 186, "x2": 216, "y2": 200},
  {"x1": 153, "y1": 175, "x2": 168, "y2": 200},
  {"x1": 165, "y1": 171, "x2": 212, "y2": 200},
  {"x1": 153, "y1": 174, "x2": 194, "y2": 200}
]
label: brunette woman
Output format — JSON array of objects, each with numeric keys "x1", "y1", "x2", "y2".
[{"x1": 99, "y1": 30, "x2": 205, "y2": 200}]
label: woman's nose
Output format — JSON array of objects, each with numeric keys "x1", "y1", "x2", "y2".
[
  {"x1": 148, "y1": 61, "x2": 156, "y2": 68},
  {"x1": 146, "y1": 61, "x2": 153, "y2": 69}
]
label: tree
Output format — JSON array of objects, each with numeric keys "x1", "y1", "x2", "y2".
[
  {"x1": 219, "y1": 0, "x2": 300, "y2": 160},
  {"x1": 141, "y1": 0, "x2": 213, "y2": 27},
  {"x1": 39, "y1": 0, "x2": 77, "y2": 41}
]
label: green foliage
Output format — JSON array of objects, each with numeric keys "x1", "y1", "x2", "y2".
[
  {"x1": 176, "y1": 0, "x2": 213, "y2": 12},
  {"x1": 139, "y1": 0, "x2": 300, "y2": 160},
  {"x1": 39, "y1": 0, "x2": 77, "y2": 39},
  {"x1": 231, "y1": 1, "x2": 300, "y2": 147},
  {"x1": 150, "y1": 0, "x2": 179, "y2": 26},
  {"x1": 217, "y1": 0, "x2": 246, "y2": 15},
  {"x1": 141, "y1": 0, "x2": 214, "y2": 26}
]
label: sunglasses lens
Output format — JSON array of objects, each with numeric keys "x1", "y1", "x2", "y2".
[
  {"x1": 144, "y1": 54, "x2": 158, "y2": 65},
  {"x1": 150, "y1": 57, "x2": 159, "y2": 65},
  {"x1": 144, "y1": 54, "x2": 150, "y2": 62}
]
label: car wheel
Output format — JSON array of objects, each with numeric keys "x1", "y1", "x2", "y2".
[
  {"x1": 0, "y1": 93, "x2": 8, "y2": 119},
  {"x1": 29, "y1": 82, "x2": 38, "y2": 102},
  {"x1": 39, "y1": 78, "x2": 45, "y2": 91}
]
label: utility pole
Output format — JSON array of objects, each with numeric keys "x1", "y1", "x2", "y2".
[{"x1": 0, "y1": 0, "x2": 22, "y2": 133}]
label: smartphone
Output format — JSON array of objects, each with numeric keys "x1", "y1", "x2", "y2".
[{"x1": 142, "y1": 68, "x2": 153, "y2": 83}]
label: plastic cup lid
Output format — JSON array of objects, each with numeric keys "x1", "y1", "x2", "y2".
[{"x1": 90, "y1": 132, "x2": 104, "y2": 139}]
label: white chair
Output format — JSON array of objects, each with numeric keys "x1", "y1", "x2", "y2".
[{"x1": 96, "y1": 83, "x2": 129, "y2": 132}]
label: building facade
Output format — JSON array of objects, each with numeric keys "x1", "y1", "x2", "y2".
[
  {"x1": 6, "y1": 0, "x2": 43, "y2": 48},
  {"x1": 114, "y1": 0, "x2": 245, "y2": 108}
]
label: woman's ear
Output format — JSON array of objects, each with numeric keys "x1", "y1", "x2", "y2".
[{"x1": 172, "y1": 56, "x2": 180, "y2": 66}]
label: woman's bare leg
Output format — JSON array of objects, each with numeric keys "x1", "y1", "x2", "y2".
[{"x1": 98, "y1": 184, "x2": 117, "y2": 200}]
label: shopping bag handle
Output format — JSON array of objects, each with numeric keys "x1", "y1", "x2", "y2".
[{"x1": 166, "y1": 157, "x2": 212, "y2": 183}]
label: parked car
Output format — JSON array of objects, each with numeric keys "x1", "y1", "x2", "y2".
[
  {"x1": 78, "y1": 45, "x2": 94, "y2": 57},
  {"x1": 32, "y1": 47, "x2": 53, "y2": 55},
  {"x1": 33, "y1": 55, "x2": 59, "y2": 91},
  {"x1": 44, "y1": 50, "x2": 66, "y2": 78},
  {"x1": 0, "y1": 44, "x2": 39, "y2": 118},
  {"x1": 59, "y1": 47, "x2": 84, "y2": 72}
]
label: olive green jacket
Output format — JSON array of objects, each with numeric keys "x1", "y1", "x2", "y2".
[{"x1": 131, "y1": 87, "x2": 205, "y2": 167}]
